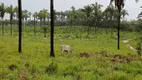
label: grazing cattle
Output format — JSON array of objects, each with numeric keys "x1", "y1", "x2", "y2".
[{"x1": 61, "y1": 45, "x2": 72, "y2": 53}]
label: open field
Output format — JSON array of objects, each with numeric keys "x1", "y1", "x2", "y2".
[{"x1": 0, "y1": 26, "x2": 142, "y2": 80}]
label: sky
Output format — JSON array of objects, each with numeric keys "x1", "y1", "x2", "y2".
[{"x1": 0, "y1": 0, "x2": 142, "y2": 20}]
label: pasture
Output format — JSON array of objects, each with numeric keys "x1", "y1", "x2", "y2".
[{"x1": 0, "y1": 26, "x2": 142, "y2": 80}]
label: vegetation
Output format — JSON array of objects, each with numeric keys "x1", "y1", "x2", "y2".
[
  {"x1": 0, "y1": 26, "x2": 141, "y2": 79},
  {"x1": 0, "y1": 0, "x2": 142, "y2": 79}
]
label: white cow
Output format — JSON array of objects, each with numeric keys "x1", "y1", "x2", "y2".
[{"x1": 61, "y1": 45, "x2": 72, "y2": 53}]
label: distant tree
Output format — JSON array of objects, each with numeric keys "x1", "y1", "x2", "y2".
[
  {"x1": 14, "y1": 6, "x2": 18, "y2": 19},
  {"x1": 138, "y1": 13, "x2": 142, "y2": 20},
  {"x1": 0, "y1": 3, "x2": 6, "y2": 36},
  {"x1": 37, "y1": 11, "x2": 43, "y2": 26},
  {"x1": 22, "y1": 10, "x2": 29, "y2": 26},
  {"x1": 74, "y1": 9, "x2": 85, "y2": 26},
  {"x1": 6, "y1": 5, "x2": 15, "y2": 35},
  {"x1": 42, "y1": 9, "x2": 48, "y2": 25},
  {"x1": 70, "y1": 6, "x2": 76, "y2": 26},
  {"x1": 28, "y1": 12, "x2": 32, "y2": 20},
  {"x1": 137, "y1": 6, "x2": 142, "y2": 20},
  {"x1": 33, "y1": 12, "x2": 38, "y2": 36},
  {"x1": 103, "y1": 7, "x2": 110, "y2": 34},
  {"x1": 81, "y1": 5, "x2": 93, "y2": 38},
  {"x1": 91, "y1": 2, "x2": 103, "y2": 33},
  {"x1": 103, "y1": 5, "x2": 117, "y2": 36},
  {"x1": 65, "y1": 10, "x2": 73, "y2": 26},
  {"x1": 38, "y1": 9, "x2": 49, "y2": 37},
  {"x1": 121, "y1": 9, "x2": 129, "y2": 20}
]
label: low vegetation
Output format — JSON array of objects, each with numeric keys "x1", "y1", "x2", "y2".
[
  {"x1": 0, "y1": 0, "x2": 142, "y2": 79},
  {"x1": 0, "y1": 26, "x2": 142, "y2": 80}
]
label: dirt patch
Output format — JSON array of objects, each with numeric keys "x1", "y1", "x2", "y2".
[
  {"x1": 80, "y1": 52, "x2": 90, "y2": 58},
  {"x1": 80, "y1": 51, "x2": 142, "y2": 64},
  {"x1": 18, "y1": 73, "x2": 27, "y2": 80},
  {"x1": 102, "y1": 54, "x2": 142, "y2": 64}
]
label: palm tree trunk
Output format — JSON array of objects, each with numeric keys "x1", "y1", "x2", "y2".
[
  {"x1": 50, "y1": 0, "x2": 55, "y2": 57},
  {"x1": 86, "y1": 26, "x2": 90, "y2": 38},
  {"x1": 117, "y1": 10, "x2": 121, "y2": 50},
  {"x1": 18, "y1": 0, "x2": 22, "y2": 53}
]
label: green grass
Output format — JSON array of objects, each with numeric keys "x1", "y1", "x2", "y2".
[{"x1": 0, "y1": 26, "x2": 142, "y2": 80}]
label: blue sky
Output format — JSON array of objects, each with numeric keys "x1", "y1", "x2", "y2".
[{"x1": 0, "y1": 0, "x2": 142, "y2": 20}]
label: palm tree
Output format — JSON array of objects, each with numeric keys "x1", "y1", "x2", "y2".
[
  {"x1": 138, "y1": 12, "x2": 142, "y2": 20},
  {"x1": 70, "y1": 6, "x2": 76, "y2": 26},
  {"x1": 103, "y1": 5, "x2": 117, "y2": 36},
  {"x1": 91, "y1": 2, "x2": 103, "y2": 33},
  {"x1": 22, "y1": 10, "x2": 29, "y2": 27},
  {"x1": 18, "y1": 0, "x2": 22, "y2": 53},
  {"x1": 37, "y1": 11, "x2": 43, "y2": 27},
  {"x1": 38, "y1": 9, "x2": 49, "y2": 37},
  {"x1": 14, "y1": 6, "x2": 18, "y2": 20},
  {"x1": 66, "y1": 10, "x2": 73, "y2": 26},
  {"x1": 42, "y1": 9, "x2": 48, "y2": 25},
  {"x1": 28, "y1": 12, "x2": 32, "y2": 21},
  {"x1": 121, "y1": 9, "x2": 129, "y2": 20},
  {"x1": 0, "y1": 3, "x2": 6, "y2": 36},
  {"x1": 6, "y1": 5, "x2": 15, "y2": 35},
  {"x1": 137, "y1": 7, "x2": 142, "y2": 20},
  {"x1": 33, "y1": 12, "x2": 38, "y2": 36},
  {"x1": 81, "y1": 5, "x2": 93, "y2": 38},
  {"x1": 110, "y1": 0, "x2": 139, "y2": 50},
  {"x1": 42, "y1": 9, "x2": 48, "y2": 37},
  {"x1": 50, "y1": 0, "x2": 55, "y2": 57},
  {"x1": 103, "y1": 7, "x2": 111, "y2": 34}
]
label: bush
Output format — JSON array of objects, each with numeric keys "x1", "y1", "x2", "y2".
[{"x1": 136, "y1": 37, "x2": 142, "y2": 56}]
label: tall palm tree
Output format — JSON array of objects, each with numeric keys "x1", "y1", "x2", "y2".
[
  {"x1": 0, "y1": 3, "x2": 6, "y2": 36},
  {"x1": 18, "y1": 0, "x2": 22, "y2": 53},
  {"x1": 6, "y1": 5, "x2": 15, "y2": 35},
  {"x1": 110, "y1": 0, "x2": 139, "y2": 50},
  {"x1": 50, "y1": 0, "x2": 55, "y2": 57}
]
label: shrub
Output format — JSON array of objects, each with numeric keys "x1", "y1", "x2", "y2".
[{"x1": 136, "y1": 38, "x2": 142, "y2": 56}]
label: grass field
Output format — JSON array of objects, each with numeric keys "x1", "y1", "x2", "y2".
[{"x1": 0, "y1": 26, "x2": 142, "y2": 80}]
